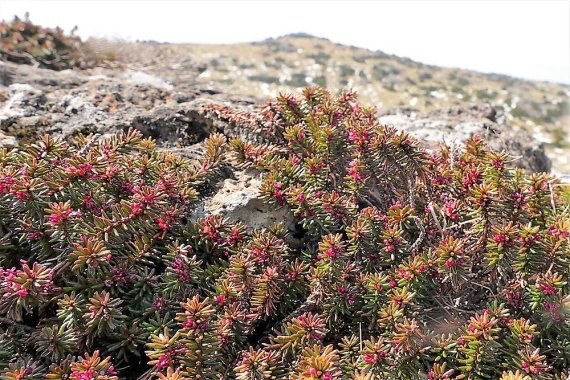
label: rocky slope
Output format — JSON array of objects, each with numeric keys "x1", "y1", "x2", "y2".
[
  {"x1": 183, "y1": 34, "x2": 569, "y2": 173},
  {"x1": 0, "y1": 41, "x2": 556, "y2": 226}
]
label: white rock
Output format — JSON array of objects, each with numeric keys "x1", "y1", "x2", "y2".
[
  {"x1": 194, "y1": 170, "x2": 295, "y2": 231},
  {"x1": 0, "y1": 84, "x2": 42, "y2": 121},
  {"x1": 125, "y1": 70, "x2": 173, "y2": 91}
]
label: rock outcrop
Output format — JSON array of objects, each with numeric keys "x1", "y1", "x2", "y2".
[
  {"x1": 379, "y1": 104, "x2": 551, "y2": 173},
  {"x1": 0, "y1": 57, "x2": 553, "y2": 231}
]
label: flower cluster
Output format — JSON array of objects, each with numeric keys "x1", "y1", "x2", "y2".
[
  {"x1": 0, "y1": 89, "x2": 569, "y2": 379},
  {"x1": 0, "y1": 261, "x2": 56, "y2": 320},
  {"x1": 0, "y1": 129, "x2": 228, "y2": 377}
]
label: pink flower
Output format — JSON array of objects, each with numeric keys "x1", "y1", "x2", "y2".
[
  {"x1": 12, "y1": 190, "x2": 29, "y2": 200},
  {"x1": 365, "y1": 353, "x2": 377, "y2": 364},
  {"x1": 226, "y1": 227, "x2": 243, "y2": 245},
  {"x1": 347, "y1": 160, "x2": 365, "y2": 181},
  {"x1": 325, "y1": 247, "x2": 337, "y2": 258},
  {"x1": 336, "y1": 285, "x2": 348, "y2": 294},
  {"x1": 544, "y1": 302, "x2": 562, "y2": 322},
  {"x1": 443, "y1": 201, "x2": 459, "y2": 221},
  {"x1": 506, "y1": 291, "x2": 522, "y2": 309},
  {"x1": 131, "y1": 202, "x2": 144, "y2": 216},
  {"x1": 538, "y1": 283, "x2": 555, "y2": 296},
  {"x1": 286, "y1": 271, "x2": 298, "y2": 281},
  {"x1": 491, "y1": 159, "x2": 504, "y2": 169},
  {"x1": 252, "y1": 247, "x2": 269, "y2": 262},
  {"x1": 155, "y1": 217, "x2": 169, "y2": 231},
  {"x1": 493, "y1": 234, "x2": 506, "y2": 244},
  {"x1": 78, "y1": 163, "x2": 93, "y2": 176},
  {"x1": 445, "y1": 258, "x2": 457, "y2": 269},
  {"x1": 120, "y1": 181, "x2": 136, "y2": 194},
  {"x1": 66, "y1": 163, "x2": 94, "y2": 177},
  {"x1": 27, "y1": 231, "x2": 43, "y2": 240},
  {"x1": 48, "y1": 209, "x2": 73, "y2": 227},
  {"x1": 308, "y1": 162, "x2": 324, "y2": 175},
  {"x1": 348, "y1": 130, "x2": 358, "y2": 142},
  {"x1": 295, "y1": 192, "x2": 306, "y2": 203},
  {"x1": 398, "y1": 268, "x2": 411, "y2": 280},
  {"x1": 183, "y1": 319, "x2": 196, "y2": 329},
  {"x1": 215, "y1": 295, "x2": 227, "y2": 306},
  {"x1": 273, "y1": 182, "x2": 286, "y2": 206},
  {"x1": 17, "y1": 288, "x2": 29, "y2": 298},
  {"x1": 0, "y1": 174, "x2": 14, "y2": 193},
  {"x1": 70, "y1": 369, "x2": 95, "y2": 380},
  {"x1": 156, "y1": 354, "x2": 171, "y2": 370},
  {"x1": 202, "y1": 225, "x2": 219, "y2": 240},
  {"x1": 462, "y1": 167, "x2": 480, "y2": 188},
  {"x1": 550, "y1": 224, "x2": 569, "y2": 239},
  {"x1": 512, "y1": 191, "x2": 525, "y2": 207},
  {"x1": 154, "y1": 297, "x2": 166, "y2": 311},
  {"x1": 383, "y1": 238, "x2": 398, "y2": 253},
  {"x1": 82, "y1": 195, "x2": 96, "y2": 210}
]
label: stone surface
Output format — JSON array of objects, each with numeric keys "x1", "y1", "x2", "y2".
[
  {"x1": 0, "y1": 131, "x2": 17, "y2": 147},
  {"x1": 0, "y1": 55, "x2": 554, "y2": 233},
  {"x1": 192, "y1": 169, "x2": 295, "y2": 231},
  {"x1": 379, "y1": 104, "x2": 551, "y2": 173}
]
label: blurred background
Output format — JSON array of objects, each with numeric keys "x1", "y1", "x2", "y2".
[
  {"x1": 2, "y1": 0, "x2": 569, "y2": 83},
  {"x1": 1, "y1": 0, "x2": 569, "y2": 172}
]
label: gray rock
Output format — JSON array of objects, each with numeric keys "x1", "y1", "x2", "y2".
[
  {"x1": 125, "y1": 70, "x2": 173, "y2": 91},
  {"x1": 0, "y1": 56, "x2": 553, "y2": 236},
  {"x1": 0, "y1": 131, "x2": 17, "y2": 147},
  {"x1": 379, "y1": 104, "x2": 551, "y2": 173},
  {"x1": 0, "y1": 83, "x2": 46, "y2": 121},
  {"x1": 192, "y1": 169, "x2": 295, "y2": 231}
]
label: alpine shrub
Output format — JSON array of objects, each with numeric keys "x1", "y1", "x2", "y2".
[
  {"x1": 0, "y1": 15, "x2": 83, "y2": 70},
  {"x1": 1, "y1": 88, "x2": 569, "y2": 379}
]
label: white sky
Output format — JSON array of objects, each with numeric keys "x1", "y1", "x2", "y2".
[{"x1": 1, "y1": 0, "x2": 569, "y2": 84}]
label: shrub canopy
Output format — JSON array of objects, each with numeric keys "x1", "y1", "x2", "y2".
[
  {"x1": 1, "y1": 88, "x2": 569, "y2": 379},
  {"x1": 0, "y1": 16, "x2": 83, "y2": 70}
]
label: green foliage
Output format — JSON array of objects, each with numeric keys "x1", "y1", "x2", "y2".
[{"x1": 1, "y1": 89, "x2": 569, "y2": 379}]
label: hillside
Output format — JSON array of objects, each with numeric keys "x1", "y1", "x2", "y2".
[{"x1": 181, "y1": 34, "x2": 569, "y2": 173}]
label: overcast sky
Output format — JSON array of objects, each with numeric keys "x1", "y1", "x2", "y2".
[{"x1": 1, "y1": 0, "x2": 569, "y2": 84}]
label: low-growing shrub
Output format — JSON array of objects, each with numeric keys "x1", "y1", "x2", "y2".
[
  {"x1": 0, "y1": 15, "x2": 83, "y2": 70},
  {"x1": 1, "y1": 88, "x2": 569, "y2": 379}
]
